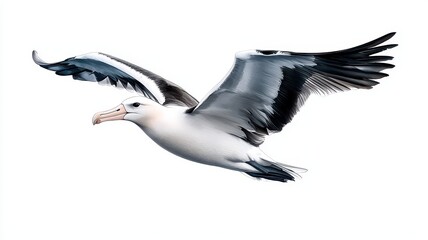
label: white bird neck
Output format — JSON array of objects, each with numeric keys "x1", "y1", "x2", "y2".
[{"x1": 130, "y1": 104, "x2": 186, "y2": 132}]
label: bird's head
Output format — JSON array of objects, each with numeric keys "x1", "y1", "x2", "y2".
[{"x1": 92, "y1": 96, "x2": 161, "y2": 126}]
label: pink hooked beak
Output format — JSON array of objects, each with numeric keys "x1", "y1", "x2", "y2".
[{"x1": 92, "y1": 104, "x2": 127, "y2": 125}]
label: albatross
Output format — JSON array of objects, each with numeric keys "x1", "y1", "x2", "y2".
[{"x1": 33, "y1": 33, "x2": 397, "y2": 182}]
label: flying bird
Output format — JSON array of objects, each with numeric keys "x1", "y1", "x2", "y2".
[{"x1": 33, "y1": 33, "x2": 397, "y2": 182}]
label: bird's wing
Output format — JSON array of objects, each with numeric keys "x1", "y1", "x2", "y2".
[
  {"x1": 188, "y1": 33, "x2": 397, "y2": 146},
  {"x1": 32, "y1": 51, "x2": 199, "y2": 107}
]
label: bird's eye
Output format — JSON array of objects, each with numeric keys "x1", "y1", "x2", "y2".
[{"x1": 132, "y1": 102, "x2": 141, "y2": 107}]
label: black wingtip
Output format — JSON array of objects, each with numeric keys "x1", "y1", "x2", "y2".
[
  {"x1": 383, "y1": 32, "x2": 396, "y2": 41},
  {"x1": 345, "y1": 32, "x2": 398, "y2": 54},
  {"x1": 305, "y1": 32, "x2": 397, "y2": 58},
  {"x1": 383, "y1": 32, "x2": 398, "y2": 47},
  {"x1": 388, "y1": 43, "x2": 399, "y2": 49},
  {"x1": 370, "y1": 32, "x2": 397, "y2": 46}
]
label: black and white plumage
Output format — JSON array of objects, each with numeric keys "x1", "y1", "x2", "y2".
[
  {"x1": 33, "y1": 33, "x2": 397, "y2": 182},
  {"x1": 32, "y1": 51, "x2": 198, "y2": 107}
]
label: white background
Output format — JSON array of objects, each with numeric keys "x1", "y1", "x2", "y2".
[{"x1": 1, "y1": 1, "x2": 427, "y2": 239}]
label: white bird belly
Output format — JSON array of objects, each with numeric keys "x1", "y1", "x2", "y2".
[{"x1": 139, "y1": 111, "x2": 256, "y2": 172}]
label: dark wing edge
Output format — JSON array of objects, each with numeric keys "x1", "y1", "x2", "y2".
[
  {"x1": 274, "y1": 32, "x2": 398, "y2": 125},
  {"x1": 189, "y1": 33, "x2": 397, "y2": 146},
  {"x1": 102, "y1": 53, "x2": 198, "y2": 107},
  {"x1": 293, "y1": 32, "x2": 397, "y2": 91},
  {"x1": 32, "y1": 51, "x2": 199, "y2": 107}
]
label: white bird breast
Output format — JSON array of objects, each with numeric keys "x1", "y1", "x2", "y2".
[{"x1": 136, "y1": 108, "x2": 255, "y2": 171}]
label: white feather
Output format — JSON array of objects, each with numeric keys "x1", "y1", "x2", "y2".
[{"x1": 76, "y1": 53, "x2": 166, "y2": 103}]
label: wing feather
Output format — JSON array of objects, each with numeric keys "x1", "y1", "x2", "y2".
[
  {"x1": 33, "y1": 51, "x2": 198, "y2": 107},
  {"x1": 189, "y1": 33, "x2": 397, "y2": 146}
]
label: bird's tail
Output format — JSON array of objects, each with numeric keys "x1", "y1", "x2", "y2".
[{"x1": 245, "y1": 159, "x2": 307, "y2": 182}]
